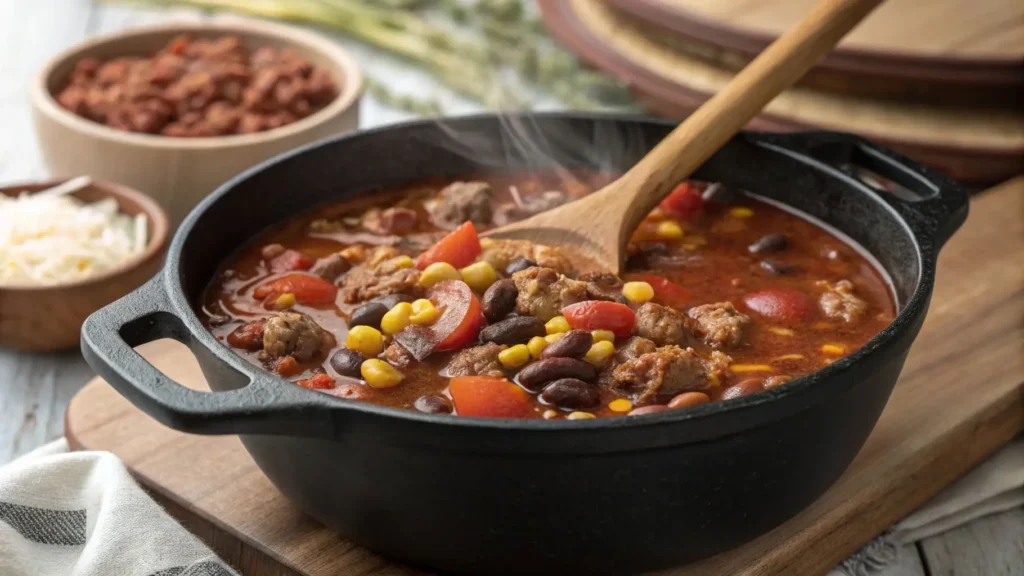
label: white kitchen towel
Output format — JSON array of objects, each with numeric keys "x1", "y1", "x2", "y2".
[{"x1": 0, "y1": 440, "x2": 238, "y2": 576}]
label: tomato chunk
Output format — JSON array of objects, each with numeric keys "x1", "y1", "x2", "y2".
[
  {"x1": 253, "y1": 273, "x2": 337, "y2": 306},
  {"x1": 743, "y1": 289, "x2": 816, "y2": 322},
  {"x1": 415, "y1": 221, "x2": 482, "y2": 270},
  {"x1": 561, "y1": 300, "x2": 637, "y2": 337},
  {"x1": 626, "y1": 273, "x2": 690, "y2": 308},
  {"x1": 296, "y1": 373, "x2": 335, "y2": 390},
  {"x1": 449, "y1": 376, "x2": 533, "y2": 418},
  {"x1": 393, "y1": 280, "x2": 484, "y2": 360},
  {"x1": 658, "y1": 182, "x2": 704, "y2": 217},
  {"x1": 226, "y1": 319, "x2": 266, "y2": 350},
  {"x1": 269, "y1": 249, "x2": 315, "y2": 273}
]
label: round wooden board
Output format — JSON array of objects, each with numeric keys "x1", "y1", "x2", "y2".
[
  {"x1": 539, "y1": 0, "x2": 1024, "y2": 184},
  {"x1": 605, "y1": 0, "x2": 1024, "y2": 99}
]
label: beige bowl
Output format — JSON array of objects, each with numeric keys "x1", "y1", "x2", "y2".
[
  {"x1": 31, "y1": 20, "x2": 363, "y2": 225},
  {"x1": 0, "y1": 179, "x2": 169, "y2": 351}
]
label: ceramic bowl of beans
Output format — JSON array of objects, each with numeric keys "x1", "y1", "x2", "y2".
[{"x1": 31, "y1": 19, "x2": 364, "y2": 225}]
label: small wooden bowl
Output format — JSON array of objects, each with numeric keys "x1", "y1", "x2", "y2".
[
  {"x1": 31, "y1": 20, "x2": 364, "y2": 225},
  {"x1": 0, "y1": 180, "x2": 169, "y2": 351}
]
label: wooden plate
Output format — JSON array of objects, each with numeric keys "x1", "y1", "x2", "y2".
[
  {"x1": 540, "y1": 0, "x2": 1024, "y2": 184},
  {"x1": 605, "y1": 0, "x2": 1024, "y2": 105}
]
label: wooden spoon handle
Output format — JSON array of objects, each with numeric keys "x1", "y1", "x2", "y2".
[{"x1": 610, "y1": 0, "x2": 884, "y2": 219}]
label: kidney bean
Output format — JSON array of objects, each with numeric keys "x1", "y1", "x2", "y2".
[
  {"x1": 414, "y1": 394, "x2": 453, "y2": 414},
  {"x1": 349, "y1": 302, "x2": 388, "y2": 329},
  {"x1": 628, "y1": 405, "x2": 671, "y2": 416},
  {"x1": 760, "y1": 260, "x2": 798, "y2": 276},
  {"x1": 481, "y1": 278, "x2": 518, "y2": 322},
  {"x1": 541, "y1": 330, "x2": 593, "y2": 359},
  {"x1": 721, "y1": 378, "x2": 765, "y2": 400},
  {"x1": 480, "y1": 316, "x2": 545, "y2": 345},
  {"x1": 747, "y1": 233, "x2": 788, "y2": 254},
  {"x1": 763, "y1": 375, "x2": 793, "y2": 389},
  {"x1": 504, "y1": 257, "x2": 537, "y2": 275},
  {"x1": 667, "y1": 391, "x2": 711, "y2": 409},
  {"x1": 517, "y1": 357, "x2": 598, "y2": 390},
  {"x1": 329, "y1": 349, "x2": 366, "y2": 378},
  {"x1": 539, "y1": 378, "x2": 600, "y2": 409}
]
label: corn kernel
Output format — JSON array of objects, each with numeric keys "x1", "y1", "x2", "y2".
[
  {"x1": 460, "y1": 261, "x2": 498, "y2": 292},
  {"x1": 274, "y1": 292, "x2": 296, "y2": 310},
  {"x1": 622, "y1": 281, "x2": 655, "y2": 304},
  {"x1": 545, "y1": 315, "x2": 570, "y2": 334},
  {"x1": 585, "y1": 340, "x2": 615, "y2": 366},
  {"x1": 339, "y1": 246, "x2": 365, "y2": 263},
  {"x1": 527, "y1": 336, "x2": 548, "y2": 359},
  {"x1": 544, "y1": 333, "x2": 564, "y2": 344},
  {"x1": 419, "y1": 262, "x2": 460, "y2": 288},
  {"x1": 498, "y1": 344, "x2": 531, "y2": 368},
  {"x1": 567, "y1": 411, "x2": 596, "y2": 420},
  {"x1": 655, "y1": 220, "x2": 684, "y2": 240},
  {"x1": 592, "y1": 330, "x2": 615, "y2": 343},
  {"x1": 360, "y1": 359, "x2": 404, "y2": 388},
  {"x1": 381, "y1": 302, "x2": 413, "y2": 335},
  {"x1": 729, "y1": 207, "x2": 754, "y2": 218},
  {"x1": 769, "y1": 326, "x2": 795, "y2": 336},
  {"x1": 730, "y1": 364, "x2": 774, "y2": 373},
  {"x1": 822, "y1": 343, "x2": 847, "y2": 355},
  {"x1": 608, "y1": 398, "x2": 633, "y2": 413},
  {"x1": 389, "y1": 255, "x2": 415, "y2": 269},
  {"x1": 479, "y1": 238, "x2": 496, "y2": 250},
  {"x1": 773, "y1": 354, "x2": 806, "y2": 362},
  {"x1": 346, "y1": 325, "x2": 384, "y2": 357},
  {"x1": 542, "y1": 409, "x2": 560, "y2": 420},
  {"x1": 409, "y1": 299, "x2": 440, "y2": 325}
]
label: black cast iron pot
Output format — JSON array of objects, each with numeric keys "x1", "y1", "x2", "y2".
[{"x1": 81, "y1": 114, "x2": 969, "y2": 575}]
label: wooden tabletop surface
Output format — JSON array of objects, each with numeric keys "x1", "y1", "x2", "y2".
[{"x1": 0, "y1": 1, "x2": 1020, "y2": 574}]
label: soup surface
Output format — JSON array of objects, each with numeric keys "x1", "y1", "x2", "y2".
[{"x1": 198, "y1": 173, "x2": 894, "y2": 419}]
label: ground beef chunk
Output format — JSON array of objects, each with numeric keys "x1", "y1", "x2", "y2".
[
  {"x1": 511, "y1": 267, "x2": 588, "y2": 321},
  {"x1": 384, "y1": 342, "x2": 415, "y2": 369},
  {"x1": 361, "y1": 207, "x2": 418, "y2": 235},
  {"x1": 597, "y1": 336, "x2": 657, "y2": 388},
  {"x1": 493, "y1": 190, "x2": 568, "y2": 224},
  {"x1": 818, "y1": 280, "x2": 868, "y2": 322},
  {"x1": 686, "y1": 302, "x2": 750, "y2": 348},
  {"x1": 635, "y1": 303, "x2": 692, "y2": 347},
  {"x1": 262, "y1": 312, "x2": 328, "y2": 361},
  {"x1": 612, "y1": 346, "x2": 730, "y2": 404},
  {"x1": 429, "y1": 181, "x2": 492, "y2": 230},
  {"x1": 340, "y1": 246, "x2": 421, "y2": 303},
  {"x1": 445, "y1": 343, "x2": 505, "y2": 377},
  {"x1": 578, "y1": 272, "x2": 624, "y2": 302},
  {"x1": 481, "y1": 239, "x2": 574, "y2": 276},
  {"x1": 309, "y1": 253, "x2": 351, "y2": 280}
]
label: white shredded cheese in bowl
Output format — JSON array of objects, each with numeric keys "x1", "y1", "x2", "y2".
[{"x1": 0, "y1": 180, "x2": 148, "y2": 287}]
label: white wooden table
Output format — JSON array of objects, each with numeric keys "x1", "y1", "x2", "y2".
[{"x1": 0, "y1": 1, "x2": 1020, "y2": 574}]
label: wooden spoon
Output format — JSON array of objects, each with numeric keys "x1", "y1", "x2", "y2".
[{"x1": 485, "y1": 0, "x2": 884, "y2": 273}]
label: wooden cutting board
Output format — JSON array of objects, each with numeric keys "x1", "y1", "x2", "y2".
[{"x1": 65, "y1": 179, "x2": 1024, "y2": 576}]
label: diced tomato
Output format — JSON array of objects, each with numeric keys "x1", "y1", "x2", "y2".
[
  {"x1": 561, "y1": 300, "x2": 637, "y2": 338},
  {"x1": 275, "y1": 356, "x2": 300, "y2": 377},
  {"x1": 658, "y1": 182, "x2": 704, "y2": 217},
  {"x1": 226, "y1": 319, "x2": 266, "y2": 350},
  {"x1": 743, "y1": 289, "x2": 816, "y2": 322},
  {"x1": 415, "y1": 221, "x2": 481, "y2": 270},
  {"x1": 296, "y1": 373, "x2": 334, "y2": 389},
  {"x1": 626, "y1": 273, "x2": 690, "y2": 308},
  {"x1": 393, "y1": 280, "x2": 484, "y2": 359},
  {"x1": 449, "y1": 376, "x2": 533, "y2": 418},
  {"x1": 269, "y1": 249, "x2": 315, "y2": 273},
  {"x1": 253, "y1": 273, "x2": 337, "y2": 306}
]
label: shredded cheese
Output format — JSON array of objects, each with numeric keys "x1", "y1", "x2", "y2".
[{"x1": 0, "y1": 180, "x2": 147, "y2": 286}]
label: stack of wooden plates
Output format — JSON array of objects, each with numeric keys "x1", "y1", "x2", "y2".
[{"x1": 539, "y1": 0, "x2": 1024, "y2": 184}]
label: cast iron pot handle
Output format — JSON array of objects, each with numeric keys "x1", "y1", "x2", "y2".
[
  {"x1": 749, "y1": 132, "x2": 970, "y2": 249},
  {"x1": 81, "y1": 274, "x2": 337, "y2": 437}
]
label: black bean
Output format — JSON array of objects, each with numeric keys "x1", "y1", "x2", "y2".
[
  {"x1": 329, "y1": 349, "x2": 366, "y2": 378},
  {"x1": 539, "y1": 378, "x2": 600, "y2": 409},
  {"x1": 349, "y1": 302, "x2": 388, "y2": 329},
  {"x1": 414, "y1": 395, "x2": 453, "y2": 414},
  {"x1": 518, "y1": 357, "x2": 598, "y2": 390},
  {"x1": 541, "y1": 330, "x2": 593, "y2": 359},
  {"x1": 480, "y1": 316, "x2": 545, "y2": 345},
  {"x1": 481, "y1": 278, "x2": 518, "y2": 322},
  {"x1": 748, "y1": 233, "x2": 788, "y2": 254},
  {"x1": 505, "y1": 257, "x2": 537, "y2": 275},
  {"x1": 760, "y1": 260, "x2": 798, "y2": 276}
]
